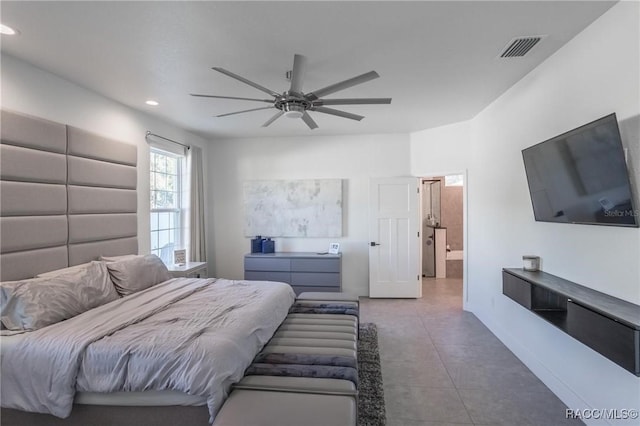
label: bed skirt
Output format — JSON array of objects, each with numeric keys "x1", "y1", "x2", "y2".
[{"x1": 0, "y1": 405, "x2": 210, "y2": 426}]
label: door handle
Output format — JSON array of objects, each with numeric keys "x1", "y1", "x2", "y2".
[{"x1": 370, "y1": 242, "x2": 381, "y2": 246}]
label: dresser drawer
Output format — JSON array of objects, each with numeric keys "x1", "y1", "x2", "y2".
[
  {"x1": 244, "y1": 257, "x2": 291, "y2": 272},
  {"x1": 291, "y1": 258, "x2": 340, "y2": 273},
  {"x1": 567, "y1": 301, "x2": 638, "y2": 373},
  {"x1": 244, "y1": 271, "x2": 291, "y2": 283},
  {"x1": 502, "y1": 271, "x2": 532, "y2": 309},
  {"x1": 291, "y1": 272, "x2": 340, "y2": 287}
]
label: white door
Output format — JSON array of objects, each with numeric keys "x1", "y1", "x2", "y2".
[{"x1": 369, "y1": 177, "x2": 421, "y2": 298}]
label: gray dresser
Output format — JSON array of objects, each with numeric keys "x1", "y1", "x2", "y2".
[{"x1": 244, "y1": 252, "x2": 342, "y2": 295}]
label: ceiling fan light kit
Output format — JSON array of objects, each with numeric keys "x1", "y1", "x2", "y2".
[
  {"x1": 283, "y1": 104, "x2": 305, "y2": 119},
  {"x1": 191, "y1": 54, "x2": 391, "y2": 129}
]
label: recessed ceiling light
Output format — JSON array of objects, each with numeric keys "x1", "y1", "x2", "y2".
[
  {"x1": 0, "y1": 24, "x2": 19, "y2": 35},
  {"x1": 145, "y1": 100, "x2": 159, "y2": 106}
]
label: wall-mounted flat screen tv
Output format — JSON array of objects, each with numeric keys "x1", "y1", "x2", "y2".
[{"x1": 522, "y1": 113, "x2": 638, "y2": 227}]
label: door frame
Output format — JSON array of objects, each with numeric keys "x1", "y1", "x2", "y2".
[{"x1": 418, "y1": 169, "x2": 468, "y2": 310}]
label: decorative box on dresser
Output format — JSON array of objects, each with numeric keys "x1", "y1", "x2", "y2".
[
  {"x1": 244, "y1": 252, "x2": 342, "y2": 295},
  {"x1": 167, "y1": 261, "x2": 207, "y2": 278}
]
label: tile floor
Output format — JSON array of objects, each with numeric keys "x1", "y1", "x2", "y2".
[{"x1": 359, "y1": 278, "x2": 584, "y2": 426}]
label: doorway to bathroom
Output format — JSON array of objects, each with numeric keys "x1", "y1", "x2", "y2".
[
  {"x1": 421, "y1": 179, "x2": 441, "y2": 278},
  {"x1": 420, "y1": 174, "x2": 464, "y2": 282}
]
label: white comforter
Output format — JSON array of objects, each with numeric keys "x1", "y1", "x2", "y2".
[{"x1": 0, "y1": 277, "x2": 295, "y2": 421}]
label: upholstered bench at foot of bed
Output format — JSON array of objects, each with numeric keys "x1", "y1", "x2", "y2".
[
  {"x1": 282, "y1": 315, "x2": 356, "y2": 326},
  {"x1": 267, "y1": 337, "x2": 356, "y2": 350},
  {"x1": 251, "y1": 312, "x2": 358, "y2": 370},
  {"x1": 245, "y1": 311, "x2": 359, "y2": 381},
  {"x1": 296, "y1": 292, "x2": 360, "y2": 320},
  {"x1": 289, "y1": 301, "x2": 359, "y2": 317},
  {"x1": 214, "y1": 377, "x2": 357, "y2": 426},
  {"x1": 286, "y1": 312, "x2": 357, "y2": 320},
  {"x1": 276, "y1": 323, "x2": 357, "y2": 334},
  {"x1": 289, "y1": 295, "x2": 360, "y2": 339},
  {"x1": 274, "y1": 314, "x2": 358, "y2": 349},
  {"x1": 212, "y1": 304, "x2": 361, "y2": 426},
  {"x1": 277, "y1": 314, "x2": 357, "y2": 340},
  {"x1": 234, "y1": 375, "x2": 356, "y2": 396},
  {"x1": 297, "y1": 291, "x2": 359, "y2": 304},
  {"x1": 281, "y1": 318, "x2": 356, "y2": 332},
  {"x1": 212, "y1": 387, "x2": 356, "y2": 426}
]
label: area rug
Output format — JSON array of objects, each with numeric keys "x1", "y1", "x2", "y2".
[{"x1": 358, "y1": 323, "x2": 386, "y2": 426}]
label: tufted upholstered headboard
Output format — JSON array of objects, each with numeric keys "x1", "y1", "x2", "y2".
[{"x1": 0, "y1": 110, "x2": 138, "y2": 281}]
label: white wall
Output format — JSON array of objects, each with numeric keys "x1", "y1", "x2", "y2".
[
  {"x1": 412, "y1": 3, "x2": 640, "y2": 423},
  {"x1": 1, "y1": 54, "x2": 211, "y2": 255},
  {"x1": 411, "y1": 121, "x2": 471, "y2": 176},
  {"x1": 207, "y1": 133, "x2": 410, "y2": 295}
]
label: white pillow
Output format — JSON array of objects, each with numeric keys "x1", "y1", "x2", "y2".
[
  {"x1": 1, "y1": 261, "x2": 119, "y2": 331},
  {"x1": 106, "y1": 254, "x2": 172, "y2": 296}
]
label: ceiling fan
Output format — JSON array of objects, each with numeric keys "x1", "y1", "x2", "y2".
[{"x1": 191, "y1": 54, "x2": 391, "y2": 129}]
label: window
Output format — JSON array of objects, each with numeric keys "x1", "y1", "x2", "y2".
[
  {"x1": 150, "y1": 148, "x2": 184, "y2": 264},
  {"x1": 445, "y1": 174, "x2": 464, "y2": 187}
]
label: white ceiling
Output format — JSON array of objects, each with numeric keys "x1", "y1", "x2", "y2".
[{"x1": 0, "y1": 1, "x2": 615, "y2": 140}]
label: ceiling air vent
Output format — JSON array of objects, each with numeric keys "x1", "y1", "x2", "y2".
[{"x1": 500, "y1": 36, "x2": 544, "y2": 58}]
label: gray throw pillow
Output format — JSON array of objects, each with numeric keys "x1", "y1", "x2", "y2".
[
  {"x1": 36, "y1": 262, "x2": 92, "y2": 278},
  {"x1": 0, "y1": 261, "x2": 119, "y2": 331},
  {"x1": 106, "y1": 254, "x2": 172, "y2": 297}
]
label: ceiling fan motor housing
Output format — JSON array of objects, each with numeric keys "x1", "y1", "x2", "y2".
[{"x1": 275, "y1": 92, "x2": 310, "y2": 118}]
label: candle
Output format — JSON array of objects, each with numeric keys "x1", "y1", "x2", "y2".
[{"x1": 522, "y1": 255, "x2": 540, "y2": 271}]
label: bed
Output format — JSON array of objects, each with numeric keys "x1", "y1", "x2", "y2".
[
  {"x1": 1, "y1": 257, "x2": 295, "y2": 424},
  {"x1": 0, "y1": 110, "x2": 296, "y2": 425}
]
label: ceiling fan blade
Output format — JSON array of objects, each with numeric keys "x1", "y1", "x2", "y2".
[
  {"x1": 191, "y1": 94, "x2": 273, "y2": 103},
  {"x1": 301, "y1": 112, "x2": 319, "y2": 129},
  {"x1": 313, "y1": 98, "x2": 392, "y2": 106},
  {"x1": 306, "y1": 71, "x2": 380, "y2": 101},
  {"x1": 310, "y1": 106, "x2": 364, "y2": 121},
  {"x1": 262, "y1": 111, "x2": 284, "y2": 127},
  {"x1": 216, "y1": 106, "x2": 273, "y2": 118},
  {"x1": 289, "y1": 54, "x2": 308, "y2": 94},
  {"x1": 212, "y1": 67, "x2": 280, "y2": 97}
]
